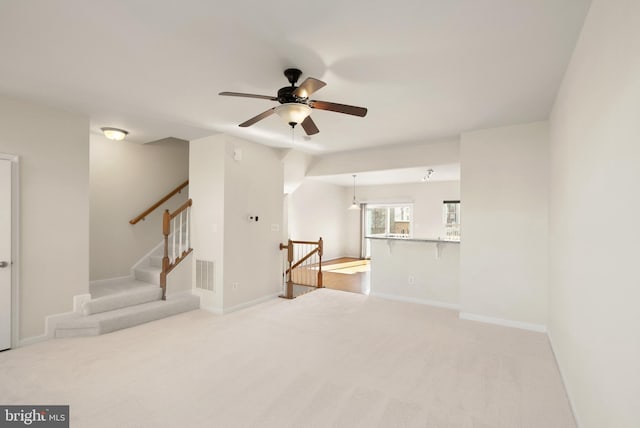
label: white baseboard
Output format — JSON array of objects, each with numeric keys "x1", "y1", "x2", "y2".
[
  {"x1": 459, "y1": 312, "x2": 547, "y2": 333},
  {"x1": 19, "y1": 293, "x2": 92, "y2": 347},
  {"x1": 369, "y1": 292, "x2": 460, "y2": 311},
  {"x1": 200, "y1": 305, "x2": 223, "y2": 315},
  {"x1": 191, "y1": 288, "x2": 220, "y2": 314},
  {"x1": 18, "y1": 334, "x2": 48, "y2": 347},
  {"x1": 222, "y1": 292, "x2": 281, "y2": 314},
  {"x1": 45, "y1": 310, "x2": 79, "y2": 339},
  {"x1": 547, "y1": 330, "x2": 581, "y2": 428},
  {"x1": 73, "y1": 293, "x2": 92, "y2": 312}
]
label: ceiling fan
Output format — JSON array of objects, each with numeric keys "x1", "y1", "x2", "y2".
[{"x1": 219, "y1": 68, "x2": 368, "y2": 136}]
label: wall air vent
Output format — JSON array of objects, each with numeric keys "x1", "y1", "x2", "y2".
[{"x1": 196, "y1": 259, "x2": 214, "y2": 292}]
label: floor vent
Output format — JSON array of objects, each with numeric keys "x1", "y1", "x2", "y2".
[{"x1": 196, "y1": 260, "x2": 214, "y2": 292}]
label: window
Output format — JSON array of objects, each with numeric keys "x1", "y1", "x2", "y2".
[
  {"x1": 443, "y1": 200, "x2": 460, "y2": 241},
  {"x1": 363, "y1": 203, "x2": 413, "y2": 258},
  {"x1": 366, "y1": 204, "x2": 413, "y2": 238},
  {"x1": 394, "y1": 206, "x2": 411, "y2": 222}
]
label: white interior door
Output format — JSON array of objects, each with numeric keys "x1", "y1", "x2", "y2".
[{"x1": 0, "y1": 159, "x2": 11, "y2": 350}]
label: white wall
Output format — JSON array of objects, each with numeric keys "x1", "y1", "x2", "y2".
[
  {"x1": 460, "y1": 122, "x2": 549, "y2": 329},
  {"x1": 282, "y1": 149, "x2": 313, "y2": 195},
  {"x1": 307, "y1": 138, "x2": 459, "y2": 176},
  {"x1": 90, "y1": 135, "x2": 189, "y2": 280},
  {"x1": 223, "y1": 136, "x2": 283, "y2": 310},
  {"x1": 0, "y1": 95, "x2": 89, "y2": 340},
  {"x1": 549, "y1": 0, "x2": 640, "y2": 426},
  {"x1": 189, "y1": 135, "x2": 225, "y2": 312},
  {"x1": 288, "y1": 179, "x2": 349, "y2": 261},
  {"x1": 354, "y1": 180, "x2": 460, "y2": 239},
  {"x1": 370, "y1": 239, "x2": 460, "y2": 307},
  {"x1": 189, "y1": 134, "x2": 283, "y2": 312}
]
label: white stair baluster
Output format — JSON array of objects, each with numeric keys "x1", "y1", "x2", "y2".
[
  {"x1": 172, "y1": 217, "x2": 176, "y2": 262},
  {"x1": 186, "y1": 207, "x2": 190, "y2": 250},
  {"x1": 179, "y1": 212, "x2": 184, "y2": 256}
]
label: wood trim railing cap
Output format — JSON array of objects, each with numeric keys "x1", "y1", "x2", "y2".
[{"x1": 130, "y1": 180, "x2": 189, "y2": 225}]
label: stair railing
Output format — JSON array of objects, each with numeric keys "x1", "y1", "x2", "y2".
[
  {"x1": 129, "y1": 180, "x2": 189, "y2": 224},
  {"x1": 279, "y1": 238, "x2": 323, "y2": 299},
  {"x1": 160, "y1": 199, "x2": 193, "y2": 300}
]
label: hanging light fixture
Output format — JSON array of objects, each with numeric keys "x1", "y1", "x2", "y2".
[
  {"x1": 274, "y1": 103, "x2": 312, "y2": 128},
  {"x1": 348, "y1": 174, "x2": 360, "y2": 210},
  {"x1": 101, "y1": 127, "x2": 129, "y2": 141}
]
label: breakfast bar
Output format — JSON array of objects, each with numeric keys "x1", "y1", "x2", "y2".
[{"x1": 368, "y1": 236, "x2": 460, "y2": 308}]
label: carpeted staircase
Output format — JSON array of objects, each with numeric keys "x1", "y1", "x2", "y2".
[{"x1": 51, "y1": 247, "x2": 199, "y2": 338}]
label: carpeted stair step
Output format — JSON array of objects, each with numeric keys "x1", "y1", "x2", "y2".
[
  {"x1": 83, "y1": 285, "x2": 162, "y2": 315},
  {"x1": 54, "y1": 294, "x2": 200, "y2": 338},
  {"x1": 90, "y1": 278, "x2": 154, "y2": 299},
  {"x1": 149, "y1": 255, "x2": 163, "y2": 268},
  {"x1": 134, "y1": 265, "x2": 161, "y2": 285}
]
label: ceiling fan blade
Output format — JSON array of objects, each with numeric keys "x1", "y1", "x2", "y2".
[
  {"x1": 293, "y1": 78, "x2": 326, "y2": 98},
  {"x1": 219, "y1": 91, "x2": 278, "y2": 101},
  {"x1": 310, "y1": 100, "x2": 368, "y2": 117},
  {"x1": 239, "y1": 107, "x2": 276, "y2": 127},
  {"x1": 301, "y1": 116, "x2": 320, "y2": 136}
]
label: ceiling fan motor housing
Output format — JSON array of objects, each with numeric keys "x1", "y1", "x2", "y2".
[
  {"x1": 277, "y1": 86, "x2": 307, "y2": 104},
  {"x1": 278, "y1": 68, "x2": 308, "y2": 105}
]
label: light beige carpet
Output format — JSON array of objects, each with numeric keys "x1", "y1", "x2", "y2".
[{"x1": 0, "y1": 289, "x2": 575, "y2": 427}]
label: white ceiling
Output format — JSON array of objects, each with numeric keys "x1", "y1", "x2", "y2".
[
  {"x1": 0, "y1": 0, "x2": 590, "y2": 153},
  {"x1": 309, "y1": 164, "x2": 460, "y2": 187}
]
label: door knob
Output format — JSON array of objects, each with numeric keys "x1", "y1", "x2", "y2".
[{"x1": 0, "y1": 261, "x2": 8, "y2": 268}]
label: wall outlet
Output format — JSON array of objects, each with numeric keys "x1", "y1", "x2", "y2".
[
  {"x1": 232, "y1": 282, "x2": 239, "y2": 290},
  {"x1": 408, "y1": 275, "x2": 415, "y2": 285}
]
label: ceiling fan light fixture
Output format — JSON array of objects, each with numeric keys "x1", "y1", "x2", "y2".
[
  {"x1": 274, "y1": 103, "x2": 312, "y2": 126},
  {"x1": 101, "y1": 127, "x2": 128, "y2": 141}
]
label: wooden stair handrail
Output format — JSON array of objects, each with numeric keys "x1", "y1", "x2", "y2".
[
  {"x1": 129, "y1": 180, "x2": 189, "y2": 224},
  {"x1": 169, "y1": 199, "x2": 193, "y2": 220},
  {"x1": 279, "y1": 237, "x2": 323, "y2": 299},
  {"x1": 286, "y1": 248, "x2": 319, "y2": 274}
]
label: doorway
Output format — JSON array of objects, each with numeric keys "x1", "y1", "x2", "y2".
[{"x1": 0, "y1": 158, "x2": 12, "y2": 351}]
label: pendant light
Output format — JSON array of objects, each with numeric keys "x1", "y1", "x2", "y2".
[{"x1": 348, "y1": 174, "x2": 360, "y2": 210}]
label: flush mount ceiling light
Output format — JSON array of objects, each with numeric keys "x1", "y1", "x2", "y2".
[
  {"x1": 421, "y1": 168, "x2": 435, "y2": 182},
  {"x1": 348, "y1": 174, "x2": 360, "y2": 211},
  {"x1": 101, "y1": 127, "x2": 128, "y2": 141},
  {"x1": 274, "y1": 103, "x2": 312, "y2": 128}
]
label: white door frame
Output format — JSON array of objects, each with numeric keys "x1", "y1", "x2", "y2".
[{"x1": 0, "y1": 153, "x2": 19, "y2": 348}]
